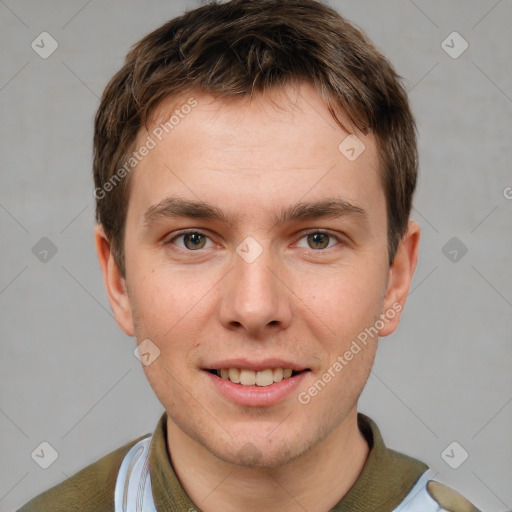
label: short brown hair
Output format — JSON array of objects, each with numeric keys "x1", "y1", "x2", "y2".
[{"x1": 93, "y1": 0, "x2": 417, "y2": 276}]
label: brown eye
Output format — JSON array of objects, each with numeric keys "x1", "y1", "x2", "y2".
[
  {"x1": 182, "y1": 232, "x2": 207, "y2": 250},
  {"x1": 167, "y1": 231, "x2": 213, "y2": 251},
  {"x1": 306, "y1": 232, "x2": 331, "y2": 250}
]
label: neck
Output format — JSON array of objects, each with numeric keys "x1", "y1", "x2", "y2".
[{"x1": 165, "y1": 408, "x2": 369, "y2": 512}]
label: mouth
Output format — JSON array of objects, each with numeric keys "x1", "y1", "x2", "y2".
[
  {"x1": 203, "y1": 364, "x2": 311, "y2": 407},
  {"x1": 205, "y1": 368, "x2": 309, "y2": 387}
]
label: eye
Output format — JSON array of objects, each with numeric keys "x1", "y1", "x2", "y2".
[
  {"x1": 167, "y1": 230, "x2": 214, "y2": 251},
  {"x1": 296, "y1": 230, "x2": 341, "y2": 251},
  {"x1": 165, "y1": 229, "x2": 342, "y2": 253}
]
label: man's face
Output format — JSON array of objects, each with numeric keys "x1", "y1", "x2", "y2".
[{"x1": 110, "y1": 83, "x2": 399, "y2": 466}]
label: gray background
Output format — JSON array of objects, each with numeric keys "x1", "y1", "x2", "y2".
[{"x1": 1, "y1": 0, "x2": 511, "y2": 510}]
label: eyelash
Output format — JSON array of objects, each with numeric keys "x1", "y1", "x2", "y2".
[{"x1": 165, "y1": 229, "x2": 343, "y2": 253}]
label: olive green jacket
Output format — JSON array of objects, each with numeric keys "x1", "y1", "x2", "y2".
[{"x1": 17, "y1": 412, "x2": 479, "y2": 512}]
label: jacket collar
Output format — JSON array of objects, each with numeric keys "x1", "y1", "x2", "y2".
[{"x1": 148, "y1": 411, "x2": 428, "y2": 512}]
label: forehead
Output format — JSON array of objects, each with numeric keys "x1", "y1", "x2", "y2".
[{"x1": 128, "y1": 83, "x2": 383, "y2": 225}]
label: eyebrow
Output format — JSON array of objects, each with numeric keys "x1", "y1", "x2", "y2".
[{"x1": 143, "y1": 195, "x2": 368, "y2": 229}]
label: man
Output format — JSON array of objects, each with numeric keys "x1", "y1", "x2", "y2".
[{"x1": 18, "y1": 0, "x2": 483, "y2": 511}]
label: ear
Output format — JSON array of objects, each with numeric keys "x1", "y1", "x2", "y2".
[
  {"x1": 94, "y1": 224, "x2": 135, "y2": 336},
  {"x1": 378, "y1": 221, "x2": 420, "y2": 337}
]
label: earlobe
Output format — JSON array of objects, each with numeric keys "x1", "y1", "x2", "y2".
[
  {"x1": 94, "y1": 224, "x2": 135, "y2": 336},
  {"x1": 379, "y1": 221, "x2": 420, "y2": 337}
]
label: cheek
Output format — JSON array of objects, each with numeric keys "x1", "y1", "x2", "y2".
[
  {"x1": 127, "y1": 265, "x2": 217, "y2": 363},
  {"x1": 303, "y1": 262, "x2": 388, "y2": 342},
  {"x1": 128, "y1": 262, "x2": 182, "y2": 322}
]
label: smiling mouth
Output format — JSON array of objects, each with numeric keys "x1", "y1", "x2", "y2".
[{"x1": 206, "y1": 368, "x2": 308, "y2": 387}]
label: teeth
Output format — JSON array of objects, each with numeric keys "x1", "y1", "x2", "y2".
[
  {"x1": 255, "y1": 369, "x2": 273, "y2": 386},
  {"x1": 273, "y1": 368, "x2": 284, "y2": 382},
  {"x1": 228, "y1": 368, "x2": 240, "y2": 384},
  {"x1": 240, "y1": 369, "x2": 256, "y2": 385},
  {"x1": 215, "y1": 368, "x2": 298, "y2": 386}
]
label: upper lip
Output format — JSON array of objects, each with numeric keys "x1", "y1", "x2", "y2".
[{"x1": 204, "y1": 358, "x2": 310, "y2": 372}]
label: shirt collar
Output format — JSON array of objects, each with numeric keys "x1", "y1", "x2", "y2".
[{"x1": 149, "y1": 411, "x2": 428, "y2": 512}]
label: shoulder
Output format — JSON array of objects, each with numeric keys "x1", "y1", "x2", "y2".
[
  {"x1": 395, "y1": 470, "x2": 482, "y2": 512},
  {"x1": 426, "y1": 479, "x2": 481, "y2": 512},
  {"x1": 16, "y1": 435, "x2": 148, "y2": 512},
  {"x1": 354, "y1": 414, "x2": 482, "y2": 512}
]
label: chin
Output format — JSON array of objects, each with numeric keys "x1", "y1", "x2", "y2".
[
  {"x1": 219, "y1": 440, "x2": 307, "y2": 469},
  {"x1": 202, "y1": 426, "x2": 317, "y2": 469}
]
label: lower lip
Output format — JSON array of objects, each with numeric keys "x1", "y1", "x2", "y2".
[{"x1": 204, "y1": 370, "x2": 309, "y2": 407}]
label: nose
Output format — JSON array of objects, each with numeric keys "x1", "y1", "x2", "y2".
[{"x1": 218, "y1": 239, "x2": 293, "y2": 339}]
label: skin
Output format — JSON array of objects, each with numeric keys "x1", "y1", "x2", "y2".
[{"x1": 95, "y1": 82, "x2": 420, "y2": 512}]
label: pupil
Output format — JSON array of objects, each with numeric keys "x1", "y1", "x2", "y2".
[
  {"x1": 309, "y1": 233, "x2": 329, "y2": 250},
  {"x1": 185, "y1": 233, "x2": 205, "y2": 250}
]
